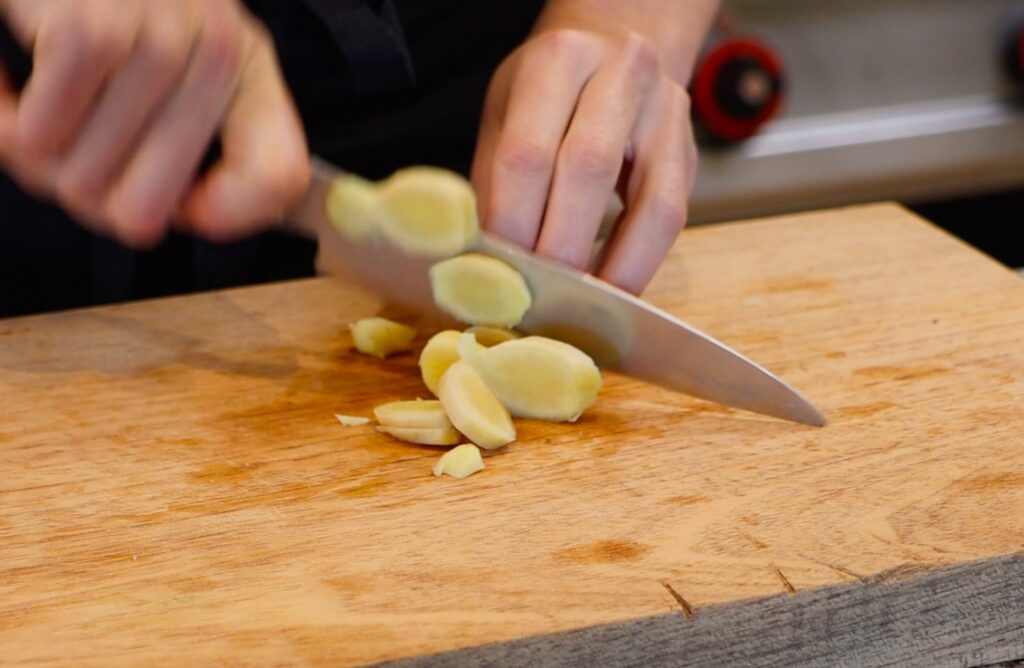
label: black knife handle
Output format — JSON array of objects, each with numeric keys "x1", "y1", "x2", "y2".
[
  {"x1": 0, "y1": 16, "x2": 220, "y2": 172},
  {"x1": 0, "y1": 17, "x2": 32, "y2": 90}
]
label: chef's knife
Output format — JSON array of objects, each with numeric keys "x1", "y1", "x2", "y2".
[{"x1": 289, "y1": 159, "x2": 828, "y2": 427}]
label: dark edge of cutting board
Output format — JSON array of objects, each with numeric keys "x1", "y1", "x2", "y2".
[{"x1": 376, "y1": 552, "x2": 1024, "y2": 668}]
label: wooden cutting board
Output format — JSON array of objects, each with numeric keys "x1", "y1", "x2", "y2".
[{"x1": 1, "y1": 204, "x2": 1023, "y2": 667}]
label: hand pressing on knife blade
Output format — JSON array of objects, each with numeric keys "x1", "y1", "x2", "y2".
[
  {"x1": 0, "y1": 0, "x2": 309, "y2": 248},
  {"x1": 472, "y1": 0, "x2": 719, "y2": 295}
]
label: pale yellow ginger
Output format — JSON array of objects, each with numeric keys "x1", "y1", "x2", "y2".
[
  {"x1": 325, "y1": 174, "x2": 379, "y2": 240},
  {"x1": 465, "y1": 325, "x2": 521, "y2": 347},
  {"x1": 460, "y1": 334, "x2": 601, "y2": 422},
  {"x1": 429, "y1": 254, "x2": 532, "y2": 327},
  {"x1": 350, "y1": 317, "x2": 416, "y2": 359},
  {"x1": 419, "y1": 330, "x2": 486, "y2": 396},
  {"x1": 376, "y1": 167, "x2": 479, "y2": 257},
  {"x1": 373, "y1": 400, "x2": 452, "y2": 429},
  {"x1": 378, "y1": 426, "x2": 461, "y2": 446},
  {"x1": 432, "y1": 444, "x2": 485, "y2": 479},
  {"x1": 335, "y1": 414, "x2": 371, "y2": 427},
  {"x1": 438, "y1": 360, "x2": 516, "y2": 450}
]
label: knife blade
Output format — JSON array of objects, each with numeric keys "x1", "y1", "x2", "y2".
[{"x1": 288, "y1": 159, "x2": 827, "y2": 427}]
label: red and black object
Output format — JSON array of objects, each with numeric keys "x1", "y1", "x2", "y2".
[{"x1": 691, "y1": 37, "x2": 785, "y2": 144}]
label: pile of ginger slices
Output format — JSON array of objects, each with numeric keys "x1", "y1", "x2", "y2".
[{"x1": 328, "y1": 167, "x2": 603, "y2": 479}]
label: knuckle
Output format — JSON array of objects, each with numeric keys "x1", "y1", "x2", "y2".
[
  {"x1": 649, "y1": 191, "x2": 689, "y2": 233},
  {"x1": 495, "y1": 134, "x2": 555, "y2": 176},
  {"x1": 534, "y1": 28, "x2": 594, "y2": 59},
  {"x1": 620, "y1": 32, "x2": 659, "y2": 77},
  {"x1": 562, "y1": 135, "x2": 621, "y2": 180},
  {"x1": 74, "y1": 18, "x2": 131, "y2": 67},
  {"x1": 195, "y1": 19, "x2": 245, "y2": 76},
  {"x1": 54, "y1": 169, "x2": 99, "y2": 211},
  {"x1": 138, "y1": 28, "x2": 190, "y2": 84}
]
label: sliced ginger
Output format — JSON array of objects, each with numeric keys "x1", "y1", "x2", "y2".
[
  {"x1": 438, "y1": 360, "x2": 516, "y2": 450},
  {"x1": 432, "y1": 444, "x2": 484, "y2": 479},
  {"x1": 379, "y1": 426, "x2": 461, "y2": 446},
  {"x1": 373, "y1": 400, "x2": 452, "y2": 429},
  {"x1": 350, "y1": 317, "x2": 416, "y2": 359},
  {"x1": 419, "y1": 330, "x2": 486, "y2": 396},
  {"x1": 461, "y1": 334, "x2": 601, "y2": 422},
  {"x1": 376, "y1": 167, "x2": 479, "y2": 257},
  {"x1": 430, "y1": 254, "x2": 532, "y2": 327},
  {"x1": 419, "y1": 330, "x2": 462, "y2": 396},
  {"x1": 466, "y1": 325, "x2": 521, "y2": 347},
  {"x1": 326, "y1": 174, "x2": 379, "y2": 240}
]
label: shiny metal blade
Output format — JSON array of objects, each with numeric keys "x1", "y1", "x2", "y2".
[{"x1": 287, "y1": 159, "x2": 827, "y2": 426}]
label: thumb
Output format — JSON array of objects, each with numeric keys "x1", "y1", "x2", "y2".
[{"x1": 179, "y1": 39, "x2": 309, "y2": 241}]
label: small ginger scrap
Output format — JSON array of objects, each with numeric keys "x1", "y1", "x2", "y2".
[
  {"x1": 432, "y1": 444, "x2": 485, "y2": 479},
  {"x1": 350, "y1": 317, "x2": 416, "y2": 359},
  {"x1": 335, "y1": 414, "x2": 371, "y2": 427}
]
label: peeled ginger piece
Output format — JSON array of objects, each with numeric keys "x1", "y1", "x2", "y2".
[
  {"x1": 419, "y1": 331, "x2": 462, "y2": 396},
  {"x1": 374, "y1": 400, "x2": 452, "y2": 429},
  {"x1": 464, "y1": 335, "x2": 602, "y2": 422},
  {"x1": 326, "y1": 174, "x2": 379, "y2": 240},
  {"x1": 466, "y1": 325, "x2": 521, "y2": 347},
  {"x1": 419, "y1": 330, "x2": 487, "y2": 396},
  {"x1": 379, "y1": 426, "x2": 461, "y2": 446},
  {"x1": 376, "y1": 167, "x2": 479, "y2": 257},
  {"x1": 438, "y1": 360, "x2": 516, "y2": 450},
  {"x1": 430, "y1": 254, "x2": 532, "y2": 327},
  {"x1": 350, "y1": 317, "x2": 416, "y2": 359},
  {"x1": 432, "y1": 444, "x2": 485, "y2": 479}
]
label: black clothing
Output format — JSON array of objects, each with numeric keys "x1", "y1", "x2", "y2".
[{"x1": 0, "y1": 0, "x2": 542, "y2": 318}]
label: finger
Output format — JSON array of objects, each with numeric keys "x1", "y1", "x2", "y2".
[
  {"x1": 535, "y1": 34, "x2": 658, "y2": 270},
  {"x1": 16, "y1": 3, "x2": 138, "y2": 161},
  {"x1": 180, "y1": 31, "x2": 309, "y2": 241},
  {"x1": 106, "y1": 9, "x2": 245, "y2": 247},
  {"x1": 597, "y1": 86, "x2": 696, "y2": 294},
  {"x1": 485, "y1": 30, "x2": 600, "y2": 248},
  {"x1": 55, "y1": 3, "x2": 193, "y2": 208},
  {"x1": 469, "y1": 61, "x2": 508, "y2": 226}
]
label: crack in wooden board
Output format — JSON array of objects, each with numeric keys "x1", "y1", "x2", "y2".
[{"x1": 379, "y1": 553, "x2": 1024, "y2": 668}]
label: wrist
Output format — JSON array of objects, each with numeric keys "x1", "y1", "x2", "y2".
[{"x1": 534, "y1": 0, "x2": 720, "y2": 84}]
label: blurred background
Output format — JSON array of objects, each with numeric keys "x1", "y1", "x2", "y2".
[{"x1": 688, "y1": 0, "x2": 1024, "y2": 275}]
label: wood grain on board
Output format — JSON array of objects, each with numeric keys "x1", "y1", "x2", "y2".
[{"x1": 1, "y1": 203, "x2": 1022, "y2": 666}]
